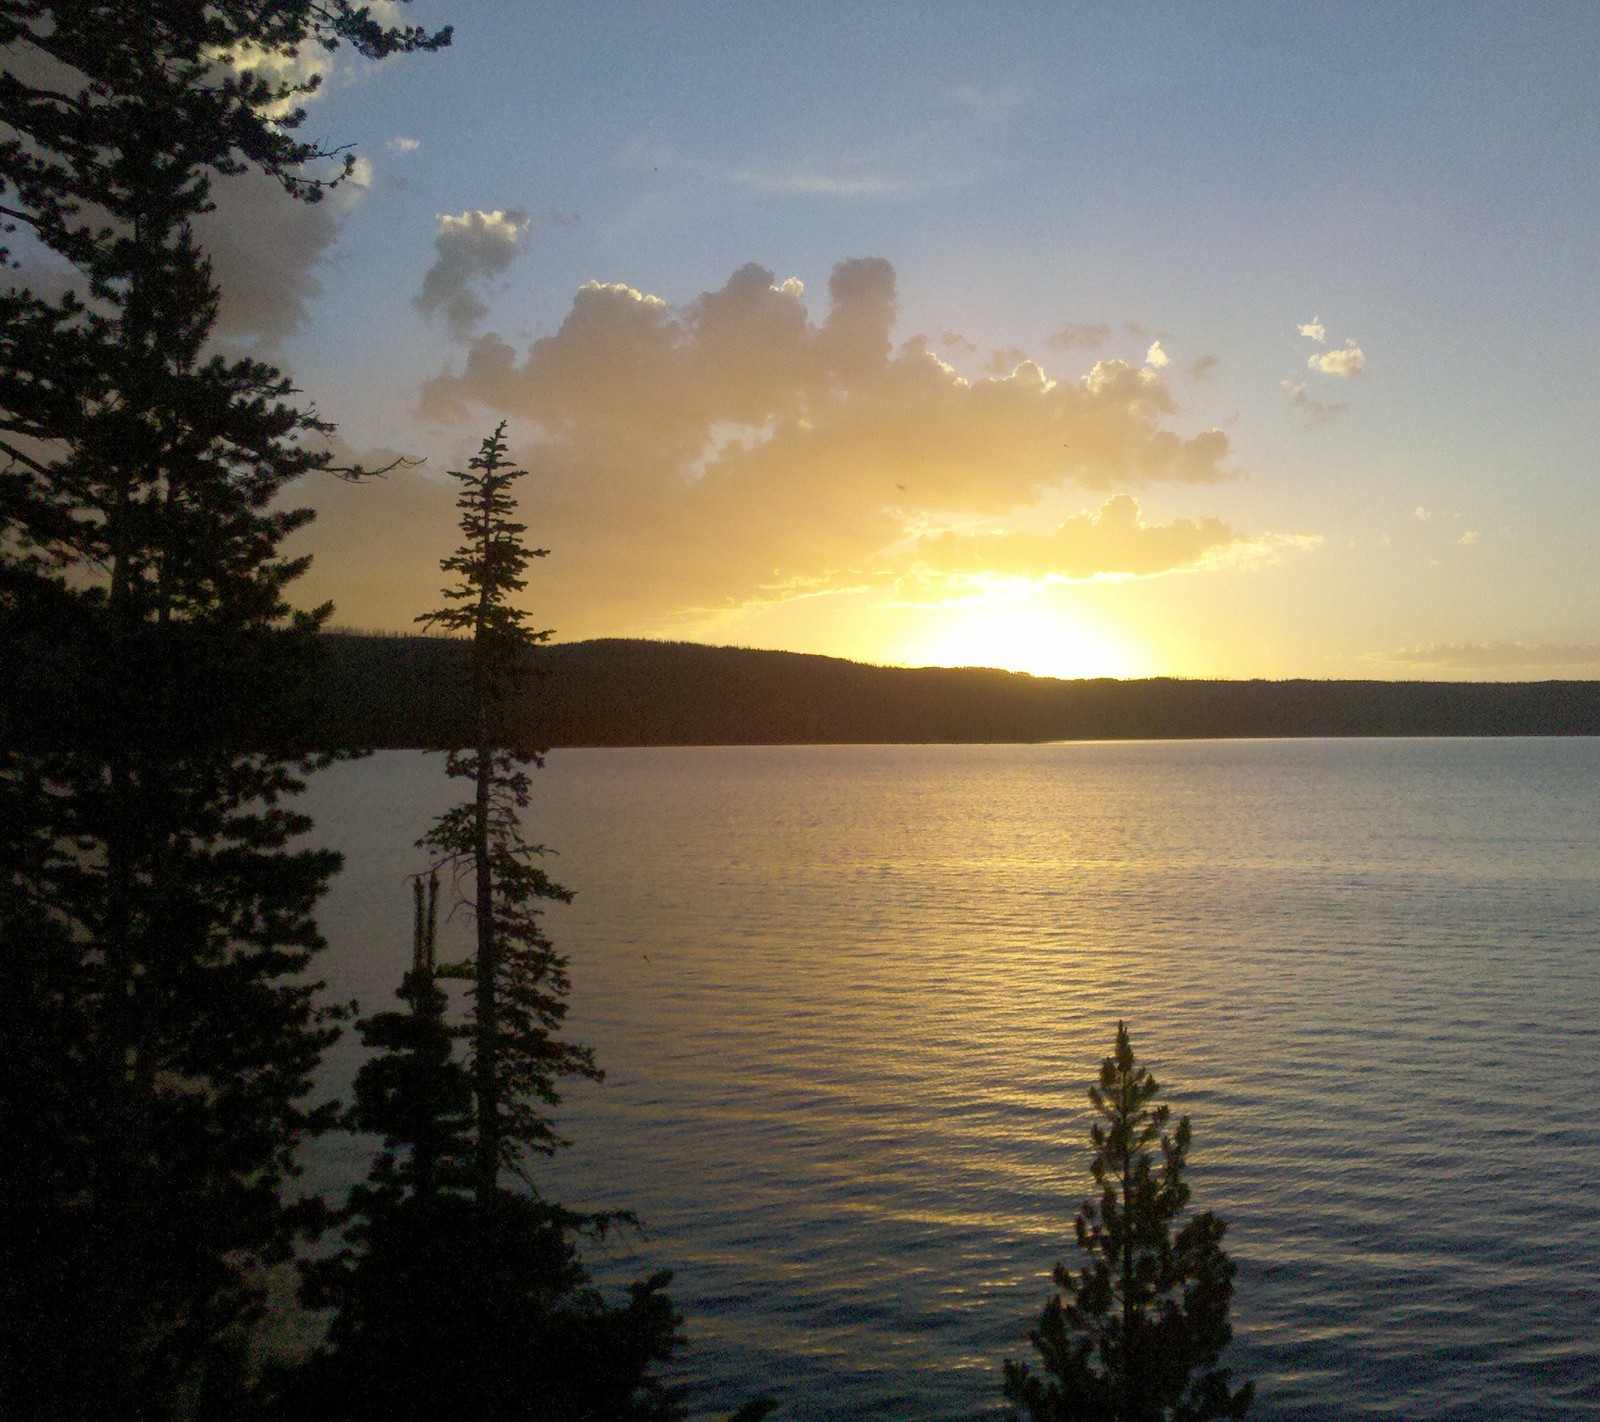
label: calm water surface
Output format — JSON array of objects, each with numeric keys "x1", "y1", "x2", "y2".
[{"x1": 301, "y1": 740, "x2": 1600, "y2": 1420}]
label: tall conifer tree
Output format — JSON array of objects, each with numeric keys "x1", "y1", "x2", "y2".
[
  {"x1": 295, "y1": 446, "x2": 688, "y2": 1420},
  {"x1": 0, "y1": 8, "x2": 447, "y2": 1417},
  {"x1": 416, "y1": 421, "x2": 598, "y2": 1195},
  {"x1": 1005, "y1": 1024, "x2": 1253, "y2": 1422}
]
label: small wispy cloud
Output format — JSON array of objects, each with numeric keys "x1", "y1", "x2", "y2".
[
  {"x1": 1190, "y1": 354, "x2": 1220, "y2": 379},
  {"x1": 1385, "y1": 641, "x2": 1600, "y2": 671},
  {"x1": 1282, "y1": 380, "x2": 1349, "y2": 425},
  {"x1": 1298, "y1": 316, "x2": 1326, "y2": 343},
  {"x1": 1458, "y1": 529, "x2": 1480, "y2": 546},
  {"x1": 1048, "y1": 322, "x2": 1111, "y2": 351},
  {"x1": 727, "y1": 155, "x2": 977, "y2": 199},
  {"x1": 388, "y1": 135, "x2": 421, "y2": 153},
  {"x1": 983, "y1": 346, "x2": 1031, "y2": 376},
  {"x1": 949, "y1": 72, "x2": 1034, "y2": 121}
]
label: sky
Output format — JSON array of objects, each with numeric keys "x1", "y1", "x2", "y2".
[{"x1": 197, "y1": 2, "x2": 1600, "y2": 679}]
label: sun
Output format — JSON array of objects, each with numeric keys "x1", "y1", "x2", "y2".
[{"x1": 898, "y1": 593, "x2": 1143, "y2": 680}]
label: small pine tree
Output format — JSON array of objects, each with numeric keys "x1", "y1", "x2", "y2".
[
  {"x1": 417, "y1": 421, "x2": 598, "y2": 1195},
  {"x1": 1004, "y1": 1023, "x2": 1253, "y2": 1422}
]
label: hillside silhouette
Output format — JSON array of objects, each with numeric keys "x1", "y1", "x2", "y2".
[{"x1": 304, "y1": 633, "x2": 1600, "y2": 748}]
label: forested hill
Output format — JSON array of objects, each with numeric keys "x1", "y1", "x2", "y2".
[{"x1": 308, "y1": 633, "x2": 1600, "y2": 747}]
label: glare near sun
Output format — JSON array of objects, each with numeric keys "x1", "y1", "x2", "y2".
[{"x1": 901, "y1": 595, "x2": 1144, "y2": 681}]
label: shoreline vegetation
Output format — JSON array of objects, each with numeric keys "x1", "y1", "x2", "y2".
[{"x1": 303, "y1": 632, "x2": 1600, "y2": 748}]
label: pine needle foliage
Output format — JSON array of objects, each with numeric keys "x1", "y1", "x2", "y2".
[
  {"x1": 1004, "y1": 1023, "x2": 1253, "y2": 1422},
  {"x1": 0, "y1": 9, "x2": 447, "y2": 1418},
  {"x1": 417, "y1": 422, "x2": 598, "y2": 1196}
]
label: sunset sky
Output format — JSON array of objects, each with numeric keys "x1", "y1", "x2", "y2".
[{"x1": 193, "y1": 2, "x2": 1598, "y2": 679}]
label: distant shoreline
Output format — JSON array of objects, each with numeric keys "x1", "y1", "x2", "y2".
[
  {"x1": 11, "y1": 627, "x2": 1597, "y2": 750},
  {"x1": 306, "y1": 633, "x2": 1600, "y2": 748}
]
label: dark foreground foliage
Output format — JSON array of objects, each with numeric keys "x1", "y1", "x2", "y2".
[{"x1": 1, "y1": 5, "x2": 445, "y2": 1417}]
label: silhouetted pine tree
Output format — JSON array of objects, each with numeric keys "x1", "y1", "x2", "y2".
[
  {"x1": 416, "y1": 421, "x2": 599, "y2": 1195},
  {"x1": 1005, "y1": 1023, "x2": 1253, "y2": 1422},
  {"x1": 0, "y1": 8, "x2": 446, "y2": 1419}
]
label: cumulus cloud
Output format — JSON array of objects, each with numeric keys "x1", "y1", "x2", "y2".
[
  {"x1": 369, "y1": 259, "x2": 1245, "y2": 632},
  {"x1": 196, "y1": 164, "x2": 372, "y2": 343},
  {"x1": 1386, "y1": 642, "x2": 1600, "y2": 672},
  {"x1": 1145, "y1": 340, "x2": 1170, "y2": 369},
  {"x1": 207, "y1": 38, "x2": 333, "y2": 120},
  {"x1": 389, "y1": 135, "x2": 421, "y2": 153},
  {"x1": 1307, "y1": 339, "x2": 1366, "y2": 378},
  {"x1": 414, "y1": 208, "x2": 531, "y2": 340},
  {"x1": 2, "y1": 26, "x2": 369, "y2": 346},
  {"x1": 1298, "y1": 317, "x2": 1326, "y2": 343},
  {"x1": 907, "y1": 494, "x2": 1240, "y2": 580},
  {"x1": 1459, "y1": 529, "x2": 1480, "y2": 546},
  {"x1": 1049, "y1": 322, "x2": 1111, "y2": 351}
]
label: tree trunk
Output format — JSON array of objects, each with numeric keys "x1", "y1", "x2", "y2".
[{"x1": 473, "y1": 484, "x2": 498, "y2": 1203}]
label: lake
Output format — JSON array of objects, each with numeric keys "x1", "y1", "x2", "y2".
[{"x1": 300, "y1": 740, "x2": 1600, "y2": 1420}]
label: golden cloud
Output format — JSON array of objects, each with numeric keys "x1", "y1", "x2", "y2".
[
  {"x1": 303, "y1": 260, "x2": 1272, "y2": 634},
  {"x1": 908, "y1": 494, "x2": 1239, "y2": 580}
]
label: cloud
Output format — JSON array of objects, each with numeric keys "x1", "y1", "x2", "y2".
[
  {"x1": 1307, "y1": 339, "x2": 1366, "y2": 378},
  {"x1": 907, "y1": 494, "x2": 1242, "y2": 580},
  {"x1": 1298, "y1": 317, "x2": 1326, "y2": 343},
  {"x1": 1145, "y1": 340, "x2": 1170, "y2": 369},
  {"x1": 545, "y1": 208, "x2": 581, "y2": 229},
  {"x1": 1386, "y1": 642, "x2": 1600, "y2": 672},
  {"x1": 984, "y1": 346, "x2": 1031, "y2": 375},
  {"x1": 1048, "y1": 322, "x2": 1111, "y2": 351},
  {"x1": 389, "y1": 135, "x2": 421, "y2": 153},
  {"x1": 414, "y1": 208, "x2": 531, "y2": 340},
  {"x1": 726, "y1": 155, "x2": 976, "y2": 199},
  {"x1": 3, "y1": 21, "x2": 382, "y2": 347},
  {"x1": 1458, "y1": 529, "x2": 1480, "y2": 546},
  {"x1": 196, "y1": 163, "x2": 371, "y2": 343},
  {"x1": 206, "y1": 38, "x2": 333, "y2": 121},
  {"x1": 391, "y1": 259, "x2": 1245, "y2": 632},
  {"x1": 1282, "y1": 380, "x2": 1349, "y2": 425},
  {"x1": 1415, "y1": 506, "x2": 1432, "y2": 521},
  {"x1": 1190, "y1": 354, "x2": 1220, "y2": 379}
]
